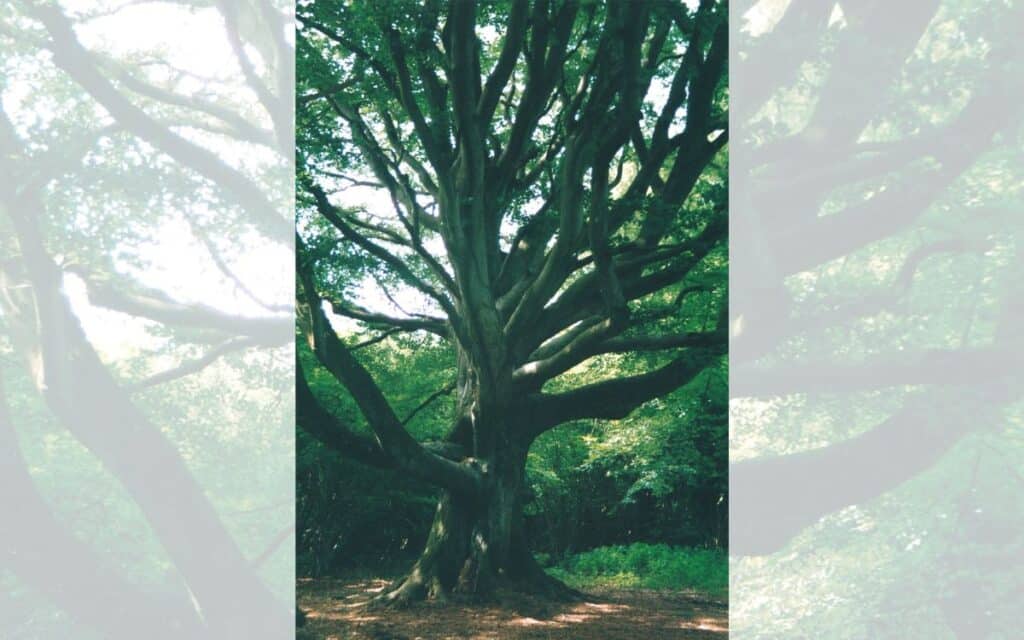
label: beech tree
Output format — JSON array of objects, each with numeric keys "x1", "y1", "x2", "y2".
[{"x1": 296, "y1": 0, "x2": 727, "y2": 604}]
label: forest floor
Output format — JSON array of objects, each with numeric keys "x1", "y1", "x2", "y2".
[{"x1": 297, "y1": 575, "x2": 728, "y2": 640}]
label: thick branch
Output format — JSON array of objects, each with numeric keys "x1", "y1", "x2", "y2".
[
  {"x1": 513, "y1": 317, "x2": 620, "y2": 386},
  {"x1": 298, "y1": 365, "x2": 465, "y2": 466},
  {"x1": 324, "y1": 297, "x2": 448, "y2": 337},
  {"x1": 528, "y1": 341, "x2": 725, "y2": 437},
  {"x1": 731, "y1": 390, "x2": 996, "y2": 556},
  {"x1": 598, "y1": 331, "x2": 724, "y2": 354},
  {"x1": 130, "y1": 337, "x2": 259, "y2": 391},
  {"x1": 75, "y1": 272, "x2": 291, "y2": 343},
  {"x1": 298, "y1": 249, "x2": 479, "y2": 495},
  {"x1": 296, "y1": 363, "x2": 394, "y2": 468}
]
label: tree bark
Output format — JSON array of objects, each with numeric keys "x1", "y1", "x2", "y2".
[{"x1": 371, "y1": 397, "x2": 577, "y2": 606}]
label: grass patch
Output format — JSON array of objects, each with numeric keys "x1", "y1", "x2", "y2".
[{"x1": 545, "y1": 543, "x2": 727, "y2": 596}]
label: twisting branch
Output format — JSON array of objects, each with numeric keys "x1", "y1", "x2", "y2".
[
  {"x1": 382, "y1": 18, "x2": 452, "y2": 178},
  {"x1": 71, "y1": 270, "x2": 291, "y2": 343},
  {"x1": 494, "y1": 0, "x2": 580, "y2": 194},
  {"x1": 129, "y1": 337, "x2": 259, "y2": 391},
  {"x1": 402, "y1": 380, "x2": 456, "y2": 426},
  {"x1": 532, "y1": 337, "x2": 724, "y2": 436},
  {"x1": 526, "y1": 213, "x2": 727, "y2": 359},
  {"x1": 527, "y1": 339, "x2": 726, "y2": 438},
  {"x1": 350, "y1": 328, "x2": 403, "y2": 351},
  {"x1": 305, "y1": 181, "x2": 462, "y2": 325},
  {"x1": 478, "y1": 0, "x2": 529, "y2": 126},
  {"x1": 297, "y1": 240, "x2": 480, "y2": 495},
  {"x1": 324, "y1": 297, "x2": 448, "y2": 337}
]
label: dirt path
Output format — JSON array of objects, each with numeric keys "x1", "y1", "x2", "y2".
[{"x1": 297, "y1": 576, "x2": 727, "y2": 640}]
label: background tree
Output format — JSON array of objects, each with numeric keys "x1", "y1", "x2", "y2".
[
  {"x1": 1, "y1": 1, "x2": 293, "y2": 637},
  {"x1": 730, "y1": 0, "x2": 1024, "y2": 636},
  {"x1": 296, "y1": 0, "x2": 727, "y2": 605}
]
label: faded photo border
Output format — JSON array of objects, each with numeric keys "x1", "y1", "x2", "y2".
[
  {"x1": 1, "y1": 1, "x2": 294, "y2": 638},
  {"x1": 731, "y1": 0, "x2": 1024, "y2": 638}
]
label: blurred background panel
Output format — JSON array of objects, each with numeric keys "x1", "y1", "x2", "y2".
[
  {"x1": 0, "y1": 1, "x2": 294, "y2": 637},
  {"x1": 731, "y1": 0, "x2": 1024, "y2": 637}
]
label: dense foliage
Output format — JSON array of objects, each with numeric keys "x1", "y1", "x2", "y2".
[{"x1": 548, "y1": 543, "x2": 727, "y2": 595}]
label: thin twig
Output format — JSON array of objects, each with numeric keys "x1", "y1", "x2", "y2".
[{"x1": 401, "y1": 381, "x2": 456, "y2": 425}]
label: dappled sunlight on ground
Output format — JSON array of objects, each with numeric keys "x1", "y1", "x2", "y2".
[
  {"x1": 679, "y1": 617, "x2": 729, "y2": 633},
  {"x1": 298, "y1": 576, "x2": 727, "y2": 639}
]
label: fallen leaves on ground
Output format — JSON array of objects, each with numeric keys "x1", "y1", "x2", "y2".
[{"x1": 297, "y1": 576, "x2": 727, "y2": 640}]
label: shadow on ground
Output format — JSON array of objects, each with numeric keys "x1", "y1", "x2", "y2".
[{"x1": 297, "y1": 576, "x2": 727, "y2": 640}]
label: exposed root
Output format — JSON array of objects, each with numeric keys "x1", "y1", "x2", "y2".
[
  {"x1": 506, "y1": 539, "x2": 587, "y2": 602},
  {"x1": 366, "y1": 577, "x2": 426, "y2": 609},
  {"x1": 362, "y1": 564, "x2": 584, "y2": 612},
  {"x1": 528, "y1": 570, "x2": 586, "y2": 602},
  {"x1": 358, "y1": 486, "x2": 586, "y2": 610},
  {"x1": 507, "y1": 562, "x2": 586, "y2": 603}
]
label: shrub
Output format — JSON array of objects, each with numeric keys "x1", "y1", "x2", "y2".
[{"x1": 547, "y1": 543, "x2": 727, "y2": 595}]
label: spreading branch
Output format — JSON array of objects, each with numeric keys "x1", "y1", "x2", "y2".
[
  {"x1": 529, "y1": 338, "x2": 726, "y2": 437},
  {"x1": 297, "y1": 245, "x2": 480, "y2": 495}
]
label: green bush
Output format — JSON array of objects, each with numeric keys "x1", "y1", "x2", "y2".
[{"x1": 547, "y1": 543, "x2": 726, "y2": 595}]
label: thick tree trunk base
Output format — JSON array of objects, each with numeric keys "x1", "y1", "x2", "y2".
[
  {"x1": 509, "y1": 562, "x2": 585, "y2": 603},
  {"x1": 363, "y1": 489, "x2": 583, "y2": 609},
  {"x1": 366, "y1": 545, "x2": 584, "y2": 609}
]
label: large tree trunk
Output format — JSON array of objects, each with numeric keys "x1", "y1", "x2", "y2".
[{"x1": 372, "y1": 421, "x2": 576, "y2": 607}]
